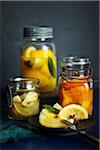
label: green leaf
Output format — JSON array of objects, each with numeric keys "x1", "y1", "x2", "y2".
[
  {"x1": 43, "y1": 104, "x2": 59, "y2": 114},
  {"x1": 48, "y1": 57, "x2": 56, "y2": 77}
]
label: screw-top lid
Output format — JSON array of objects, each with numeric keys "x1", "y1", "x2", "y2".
[
  {"x1": 62, "y1": 56, "x2": 91, "y2": 68},
  {"x1": 23, "y1": 26, "x2": 53, "y2": 39},
  {"x1": 61, "y1": 56, "x2": 92, "y2": 78}
]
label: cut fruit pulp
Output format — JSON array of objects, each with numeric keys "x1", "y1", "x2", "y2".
[{"x1": 58, "y1": 104, "x2": 88, "y2": 121}]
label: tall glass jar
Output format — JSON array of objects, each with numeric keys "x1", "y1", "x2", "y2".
[
  {"x1": 21, "y1": 26, "x2": 57, "y2": 93},
  {"x1": 7, "y1": 77, "x2": 40, "y2": 120},
  {"x1": 59, "y1": 56, "x2": 93, "y2": 116}
]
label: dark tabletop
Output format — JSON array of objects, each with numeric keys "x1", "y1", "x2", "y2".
[{"x1": 1, "y1": 87, "x2": 99, "y2": 150}]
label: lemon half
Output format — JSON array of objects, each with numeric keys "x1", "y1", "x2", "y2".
[
  {"x1": 58, "y1": 104, "x2": 88, "y2": 121},
  {"x1": 39, "y1": 109, "x2": 66, "y2": 128}
]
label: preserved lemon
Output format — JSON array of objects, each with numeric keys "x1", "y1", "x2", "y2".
[
  {"x1": 58, "y1": 104, "x2": 88, "y2": 121},
  {"x1": 21, "y1": 48, "x2": 57, "y2": 92}
]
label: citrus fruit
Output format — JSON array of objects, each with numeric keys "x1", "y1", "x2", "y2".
[
  {"x1": 40, "y1": 76, "x2": 56, "y2": 92},
  {"x1": 40, "y1": 63, "x2": 51, "y2": 78},
  {"x1": 10, "y1": 107, "x2": 22, "y2": 118},
  {"x1": 22, "y1": 46, "x2": 36, "y2": 59},
  {"x1": 22, "y1": 92, "x2": 38, "y2": 107},
  {"x1": 30, "y1": 49, "x2": 56, "y2": 68},
  {"x1": 53, "y1": 103, "x2": 62, "y2": 111},
  {"x1": 61, "y1": 88, "x2": 73, "y2": 107},
  {"x1": 81, "y1": 89, "x2": 93, "y2": 115},
  {"x1": 62, "y1": 79, "x2": 87, "y2": 90},
  {"x1": 69, "y1": 84, "x2": 90, "y2": 103},
  {"x1": 13, "y1": 95, "x2": 22, "y2": 103},
  {"x1": 21, "y1": 70, "x2": 49, "y2": 89},
  {"x1": 39, "y1": 109, "x2": 66, "y2": 128},
  {"x1": 33, "y1": 57, "x2": 46, "y2": 69},
  {"x1": 58, "y1": 104, "x2": 88, "y2": 121},
  {"x1": 13, "y1": 100, "x2": 39, "y2": 117}
]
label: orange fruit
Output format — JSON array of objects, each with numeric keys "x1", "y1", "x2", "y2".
[
  {"x1": 69, "y1": 83, "x2": 90, "y2": 103},
  {"x1": 61, "y1": 88, "x2": 74, "y2": 107},
  {"x1": 62, "y1": 79, "x2": 87, "y2": 90}
]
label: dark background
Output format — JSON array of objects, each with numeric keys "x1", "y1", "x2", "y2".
[
  {"x1": 0, "y1": 1, "x2": 99, "y2": 149},
  {"x1": 1, "y1": 1, "x2": 99, "y2": 90}
]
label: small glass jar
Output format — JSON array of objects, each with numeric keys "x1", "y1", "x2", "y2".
[
  {"x1": 7, "y1": 77, "x2": 40, "y2": 120},
  {"x1": 59, "y1": 56, "x2": 93, "y2": 116},
  {"x1": 21, "y1": 26, "x2": 57, "y2": 93}
]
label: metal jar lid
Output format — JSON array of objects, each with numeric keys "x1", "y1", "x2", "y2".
[
  {"x1": 23, "y1": 26, "x2": 53, "y2": 39},
  {"x1": 61, "y1": 56, "x2": 91, "y2": 68}
]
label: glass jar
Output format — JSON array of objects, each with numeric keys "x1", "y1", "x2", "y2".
[
  {"x1": 21, "y1": 26, "x2": 57, "y2": 93},
  {"x1": 7, "y1": 77, "x2": 40, "y2": 120},
  {"x1": 59, "y1": 56, "x2": 93, "y2": 116}
]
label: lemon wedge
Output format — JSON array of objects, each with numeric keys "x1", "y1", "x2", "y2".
[
  {"x1": 58, "y1": 104, "x2": 88, "y2": 121},
  {"x1": 53, "y1": 103, "x2": 62, "y2": 111},
  {"x1": 13, "y1": 100, "x2": 39, "y2": 117},
  {"x1": 22, "y1": 46, "x2": 36, "y2": 59},
  {"x1": 22, "y1": 92, "x2": 38, "y2": 107},
  {"x1": 33, "y1": 57, "x2": 46, "y2": 69},
  {"x1": 39, "y1": 109, "x2": 66, "y2": 128},
  {"x1": 13, "y1": 95, "x2": 22, "y2": 103}
]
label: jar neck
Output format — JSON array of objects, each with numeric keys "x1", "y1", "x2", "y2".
[
  {"x1": 61, "y1": 56, "x2": 93, "y2": 80},
  {"x1": 61, "y1": 67, "x2": 93, "y2": 80},
  {"x1": 23, "y1": 37, "x2": 54, "y2": 42}
]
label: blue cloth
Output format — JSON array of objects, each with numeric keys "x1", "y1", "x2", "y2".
[{"x1": 0, "y1": 119, "x2": 41, "y2": 143}]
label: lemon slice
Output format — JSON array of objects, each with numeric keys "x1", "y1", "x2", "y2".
[
  {"x1": 39, "y1": 109, "x2": 66, "y2": 128},
  {"x1": 22, "y1": 92, "x2": 38, "y2": 107},
  {"x1": 13, "y1": 95, "x2": 22, "y2": 103},
  {"x1": 58, "y1": 104, "x2": 88, "y2": 121},
  {"x1": 13, "y1": 100, "x2": 39, "y2": 117}
]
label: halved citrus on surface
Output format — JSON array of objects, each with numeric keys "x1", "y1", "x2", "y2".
[
  {"x1": 39, "y1": 109, "x2": 66, "y2": 128},
  {"x1": 58, "y1": 104, "x2": 88, "y2": 121}
]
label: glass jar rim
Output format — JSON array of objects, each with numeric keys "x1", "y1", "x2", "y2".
[
  {"x1": 62, "y1": 56, "x2": 91, "y2": 66},
  {"x1": 8, "y1": 77, "x2": 40, "y2": 84}
]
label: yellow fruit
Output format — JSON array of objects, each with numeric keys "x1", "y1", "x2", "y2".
[
  {"x1": 40, "y1": 63, "x2": 51, "y2": 78},
  {"x1": 22, "y1": 46, "x2": 36, "y2": 59},
  {"x1": 53, "y1": 103, "x2": 62, "y2": 111},
  {"x1": 22, "y1": 92, "x2": 38, "y2": 107},
  {"x1": 41, "y1": 109, "x2": 57, "y2": 118},
  {"x1": 10, "y1": 107, "x2": 22, "y2": 118},
  {"x1": 21, "y1": 48, "x2": 57, "y2": 92},
  {"x1": 61, "y1": 88, "x2": 73, "y2": 107},
  {"x1": 13, "y1": 95, "x2": 22, "y2": 103},
  {"x1": 30, "y1": 48, "x2": 56, "y2": 68},
  {"x1": 21, "y1": 69, "x2": 49, "y2": 89},
  {"x1": 33, "y1": 57, "x2": 46, "y2": 69},
  {"x1": 58, "y1": 104, "x2": 88, "y2": 121},
  {"x1": 39, "y1": 109, "x2": 66, "y2": 128},
  {"x1": 40, "y1": 76, "x2": 56, "y2": 92},
  {"x1": 13, "y1": 100, "x2": 39, "y2": 117}
]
